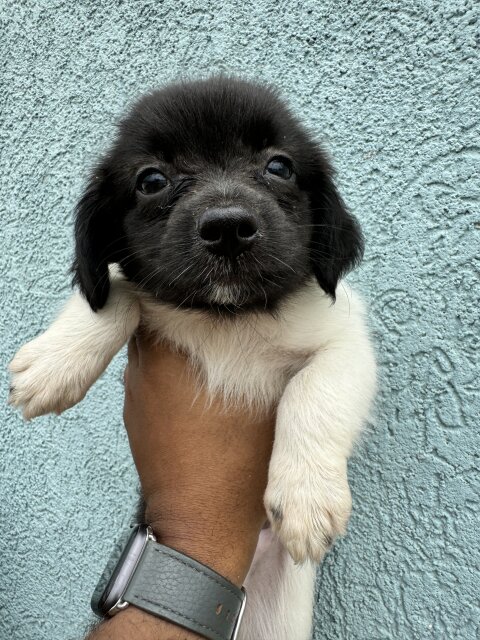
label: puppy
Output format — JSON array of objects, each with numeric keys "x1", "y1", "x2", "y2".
[{"x1": 9, "y1": 77, "x2": 376, "y2": 640}]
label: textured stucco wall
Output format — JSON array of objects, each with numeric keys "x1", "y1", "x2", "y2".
[{"x1": 1, "y1": 1, "x2": 479, "y2": 638}]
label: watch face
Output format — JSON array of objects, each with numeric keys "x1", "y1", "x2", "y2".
[{"x1": 91, "y1": 524, "x2": 150, "y2": 617}]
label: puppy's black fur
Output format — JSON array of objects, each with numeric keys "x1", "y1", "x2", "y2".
[{"x1": 73, "y1": 76, "x2": 363, "y2": 312}]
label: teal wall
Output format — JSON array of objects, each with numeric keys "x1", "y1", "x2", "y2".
[{"x1": 1, "y1": 1, "x2": 478, "y2": 638}]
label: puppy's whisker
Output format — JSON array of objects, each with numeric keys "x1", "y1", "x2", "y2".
[
  {"x1": 135, "y1": 264, "x2": 168, "y2": 292},
  {"x1": 174, "y1": 286, "x2": 199, "y2": 311},
  {"x1": 310, "y1": 248, "x2": 349, "y2": 262},
  {"x1": 267, "y1": 254, "x2": 297, "y2": 274},
  {"x1": 298, "y1": 222, "x2": 361, "y2": 235},
  {"x1": 168, "y1": 264, "x2": 194, "y2": 287}
]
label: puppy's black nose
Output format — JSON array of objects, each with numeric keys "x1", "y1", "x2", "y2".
[{"x1": 198, "y1": 207, "x2": 258, "y2": 258}]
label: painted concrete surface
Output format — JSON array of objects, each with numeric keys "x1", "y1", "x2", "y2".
[{"x1": 1, "y1": 1, "x2": 478, "y2": 638}]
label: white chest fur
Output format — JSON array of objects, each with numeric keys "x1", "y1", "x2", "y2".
[{"x1": 139, "y1": 280, "x2": 363, "y2": 411}]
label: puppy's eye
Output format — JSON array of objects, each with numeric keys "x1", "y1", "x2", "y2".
[
  {"x1": 265, "y1": 157, "x2": 293, "y2": 180},
  {"x1": 136, "y1": 168, "x2": 168, "y2": 194}
]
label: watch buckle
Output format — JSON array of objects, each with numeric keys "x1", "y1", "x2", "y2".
[{"x1": 231, "y1": 588, "x2": 247, "y2": 640}]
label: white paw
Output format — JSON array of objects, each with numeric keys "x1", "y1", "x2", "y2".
[
  {"x1": 264, "y1": 457, "x2": 352, "y2": 564},
  {"x1": 9, "y1": 332, "x2": 97, "y2": 420}
]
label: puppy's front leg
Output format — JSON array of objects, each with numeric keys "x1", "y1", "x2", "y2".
[
  {"x1": 264, "y1": 329, "x2": 376, "y2": 564},
  {"x1": 9, "y1": 279, "x2": 140, "y2": 420}
]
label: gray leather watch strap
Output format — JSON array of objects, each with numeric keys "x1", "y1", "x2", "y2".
[{"x1": 123, "y1": 541, "x2": 245, "y2": 640}]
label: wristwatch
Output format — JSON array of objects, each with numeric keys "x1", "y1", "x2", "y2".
[{"x1": 91, "y1": 524, "x2": 247, "y2": 640}]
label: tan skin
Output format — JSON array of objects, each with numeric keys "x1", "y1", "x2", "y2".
[{"x1": 87, "y1": 334, "x2": 275, "y2": 640}]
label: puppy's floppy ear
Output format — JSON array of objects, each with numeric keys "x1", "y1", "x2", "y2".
[
  {"x1": 309, "y1": 169, "x2": 364, "y2": 299},
  {"x1": 72, "y1": 167, "x2": 117, "y2": 311}
]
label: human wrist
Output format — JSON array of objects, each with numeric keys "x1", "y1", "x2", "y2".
[{"x1": 145, "y1": 506, "x2": 261, "y2": 587}]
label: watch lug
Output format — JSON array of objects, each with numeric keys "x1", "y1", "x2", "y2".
[
  {"x1": 107, "y1": 598, "x2": 130, "y2": 616},
  {"x1": 146, "y1": 526, "x2": 157, "y2": 542}
]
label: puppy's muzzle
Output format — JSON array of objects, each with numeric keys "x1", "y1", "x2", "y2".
[{"x1": 198, "y1": 206, "x2": 258, "y2": 259}]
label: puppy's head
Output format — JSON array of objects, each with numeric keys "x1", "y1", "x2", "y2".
[{"x1": 73, "y1": 77, "x2": 363, "y2": 312}]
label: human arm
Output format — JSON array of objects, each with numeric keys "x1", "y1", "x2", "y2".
[{"x1": 87, "y1": 335, "x2": 275, "y2": 639}]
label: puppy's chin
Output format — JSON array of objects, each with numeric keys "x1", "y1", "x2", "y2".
[
  {"x1": 209, "y1": 284, "x2": 243, "y2": 306},
  {"x1": 138, "y1": 272, "x2": 293, "y2": 314},
  {"x1": 151, "y1": 282, "x2": 281, "y2": 314}
]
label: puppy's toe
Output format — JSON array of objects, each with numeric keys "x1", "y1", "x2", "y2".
[
  {"x1": 9, "y1": 348, "x2": 33, "y2": 374},
  {"x1": 264, "y1": 465, "x2": 352, "y2": 564}
]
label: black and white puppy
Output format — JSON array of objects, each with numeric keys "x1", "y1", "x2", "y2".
[{"x1": 10, "y1": 77, "x2": 376, "y2": 640}]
